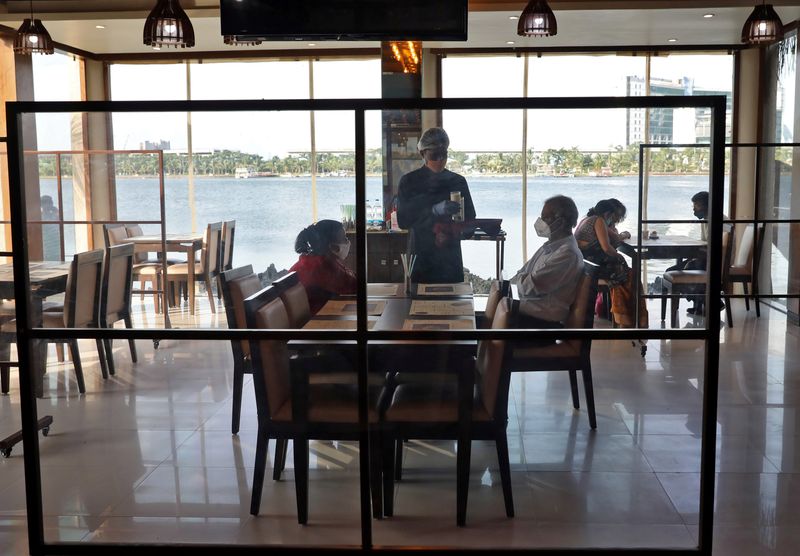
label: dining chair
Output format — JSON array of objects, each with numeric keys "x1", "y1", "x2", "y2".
[
  {"x1": 104, "y1": 223, "x2": 164, "y2": 313},
  {"x1": 507, "y1": 262, "x2": 600, "y2": 430},
  {"x1": 661, "y1": 224, "x2": 734, "y2": 327},
  {"x1": 380, "y1": 295, "x2": 515, "y2": 526},
  {"x1": 3, "y1": 250, "x2": 107, "y2": 393},
  {"x1": 99, "y1": 243, "x2": 137, "y2": 377},
  {"x1": 477, "y1": 279, "x2": 508, "y2": 329},
  {"x1": 166, "y1": 222, "x2": 222, "y2": 314},
  {"x1": 219, "y1": 265, "x2": 263, "y2": 435},
  {"x1": 244, "y1": 285, "x2": 384, "y2": 523},
  {"x1": 727, "y1": 223, "x2": 763, "y2": 318},
  {"x1": 217, "y1": 220, "x2": 237, "y2": 300},
  {"x1": 272, "y1": 271, "x2": 311, "y2": 328}
]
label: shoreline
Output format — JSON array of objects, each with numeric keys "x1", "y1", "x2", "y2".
[{"x1": 39, "y1": 172, "x2": 714, "y2": 179}]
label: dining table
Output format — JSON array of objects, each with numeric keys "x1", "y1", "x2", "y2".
[
  {"x1": 0, "y1": 261, "x2": 71, "y2": 457},
  {"x1": 127, "y1": 233, "x2": 204, "y2": 321}
]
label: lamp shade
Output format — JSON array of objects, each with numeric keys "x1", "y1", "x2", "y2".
[
  {"x1": 14, "y1": 18, "x2": 54, "y2": 55},
  {"x1": 517, "y1": 0, "x2": 557, "y2": 37},
  {"x1": 741, "y1": 3, "x2": 783, "y2": 44},
  {"x1": 143, "y1": 0, "x2": 195, "y2": 48}
]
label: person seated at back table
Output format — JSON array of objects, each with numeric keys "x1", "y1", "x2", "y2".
[
  {"x1": 510, "y1": 195, "x2": 584, "y2": 330},
  {"x1": 290, "y1": 219, "x2": 356, "y2": 315}
]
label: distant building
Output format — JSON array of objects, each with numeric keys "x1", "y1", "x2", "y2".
[
  {"x1": 625, "y1": 76, "x2": 732, "y2": 145},
  {"x1": 140, "y1": 139, "x2": 171, "y2": 151}
]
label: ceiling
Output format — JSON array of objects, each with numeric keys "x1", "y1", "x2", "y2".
[{"x1": 0, "y1": 1, "x2": 799, "y2": 56}]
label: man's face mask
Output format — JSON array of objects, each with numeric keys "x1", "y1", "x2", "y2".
[
  {"x1": 693, "y1": 207, "x2": 707, "y2": 219},
  {"x1": 534, "y1": 216, "x2": 558, "y2": 238},
  {"x1": 425, "y1": 148, "x2": 448, "y2": 162}
]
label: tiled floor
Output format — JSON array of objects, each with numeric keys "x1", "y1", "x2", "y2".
[{"x1": 0, "y1": 296, "x2": 798, "y2": 553}]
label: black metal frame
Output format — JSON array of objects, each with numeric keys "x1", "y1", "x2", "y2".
[{"x1": 6, "y1": 96, "x2": 726, "y2": 555}]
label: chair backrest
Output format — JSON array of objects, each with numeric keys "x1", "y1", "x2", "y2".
[
  {"x1": 733, "y1": 223, "x2": 753, "y2": 269},
  {"x1": 101, "y1": 243, "x2": 134, "y2": 325},
  {"x1": 482, "y1": 279, "x2": 509, "y2": 328},
  {"x1": 245, "y1": 285, "x2": 291, "y2": 421},
  {"x1": 220, "y1": 265, "x2": 262, "y2": 357},
  {"x1": 64, "y1": 249, "x2": 105, "y2": 328},
  {"x1": 273, "y1": 272, "x2": 311, "y2": 328},
  {"x1": 721, "y1": 225, "x2": 734, "y2": 284},
  {"x1": 103, "y1": 224, "x2": 129, "y2": 248},
  {"x1": 221, "y1": 220, "x2": 236, "y2": 271},
  {"x1": 563, "y1": 262, "x2": 600, "y2": 356},
  {"x1": 124, "y1": 224, "x2": 149, "y2": 264},
  {"x1": 477, "y1": 296, "x2": 512, "y2": 418},
  {"x1": 201, "y1": 222, "x2": 223, "y2": 276}
]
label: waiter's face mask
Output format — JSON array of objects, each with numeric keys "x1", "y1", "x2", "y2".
[
  {"x1": 425, "y1": 148, "x2": 448, "y2": 161},
  {"x1": 331, "y1": 240, "x2": 350, "y2": 260}
]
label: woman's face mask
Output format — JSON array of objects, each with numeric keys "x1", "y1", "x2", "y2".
[{"x1": 331, "y1": 241, "x2": 350, "y2": 260}]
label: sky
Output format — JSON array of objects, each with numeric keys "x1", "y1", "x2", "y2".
[{"x1": 31, "y1": 52, "x2": 735, "y2": 157}]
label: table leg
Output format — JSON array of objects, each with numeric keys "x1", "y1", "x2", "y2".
[
  {"x1": 30, "y1": 297, "x2": 47, "y2": 399},
  {"x1": 187, "y1": 244, "x2": 196, "y2": 316}
]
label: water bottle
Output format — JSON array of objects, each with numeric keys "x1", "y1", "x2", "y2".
[
  {"x1": 365, "y1": 200, "x2": 373, "y2": 228},
  {"x1": 374, "y1": 199, "x2": 382, "y2": 229}
]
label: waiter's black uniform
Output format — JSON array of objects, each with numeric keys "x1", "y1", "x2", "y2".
[{"x1": 397, "y1": 165, "x2": 476, "y2": 283}]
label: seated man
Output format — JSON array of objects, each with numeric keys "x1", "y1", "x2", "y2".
[{"x1": 510, "y1": 195, "x2": 584, "y2": 329}]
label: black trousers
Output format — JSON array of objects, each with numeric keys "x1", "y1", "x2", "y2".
[{"x1": 516, "y1": 313, "x2": 563, "y2": 346}]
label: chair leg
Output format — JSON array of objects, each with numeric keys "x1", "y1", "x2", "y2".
[
  {"x1": 742, "y1": 282, "x2": 750, "y2": 312},
  {"x1": 1, "y1": 342, "x2": 10, "y2": 394},
  {"x1": 494, "y1": 425, "x2": 515, "y2": 518},
  {"x1": 753, "y1": 281, "x2": 761, "y2": 317},
  {"x1": 68, "y1": 339, "x2": 86, "y2": 394},
  {"x1": 661, "y1": 283, "x2": 668, "y2": 322},
  {"x1": 103, "y1": 338, "x2": 115, "y2": 376},
  {"x1": 294, "y1": 437, "x2": 309, "y2": 524},
  {"x1": 205, "y1": 273, "x2": 216, "y2": 314},
  {"x1": 273, "y1": 439, "x2": 288, "y2": 481},
  {"x1": 231, "y1": 360, "x2": 244, "y2": 435},
  {"x1": 95, "y1": 339, "x2": 108, "y2": 380},
  {"x1": 456, "y1": 437, "x2": 472, "y2": 527},
  {"x1": 568, "y1": 370, "x2": 580, "y2": 410},
  {"x1": 582, "y1": 365, "x2": 597, "y2": 430},
  {"x1": 55, "y1": 342, "x2": 65, "y2": 362},
  {"x1": 394, "y1": 439, "x2": 403, "y2": 481},
  {"x1": 383, "y1": 433, "x2": 396, "y2": 517},
  {"x1": 369, "y1": 431, "x2": 383, "y2": 519},
  {"x1": 725, "y1": 292, "x2": 733, "y2": 328},
  {"x1": 669, "y1": 289, "x2": 679, "y2": 328},
  {"x1": 249, "y1": 430, "x2": 270, "y2": 516},
  {"x1": 124, "y1": 316, "x2": 138, "y2": 363}
]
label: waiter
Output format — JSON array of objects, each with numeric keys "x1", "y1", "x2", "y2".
[{"x1": 397, "y1": 127, "x2": 476, "y2": 283}]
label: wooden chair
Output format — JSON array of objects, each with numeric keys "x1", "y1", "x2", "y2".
[
  {"x1": 166, "y1": 222, "x2": 222, "y2": 314},
  {"x1": 661, "y1": 224, "x2": 734, "y2": 327},
  {"x1": 1, "y1": 250, "x2": 107, "y2": 393},
  {"x1": 380, "y1": 296, "x2": 515, "y2": 526},
  {"x1": 727, "y1": 223, "x2": 763, "y2": 318},
  {"x1": 272, "y1": 271, "x2": 311, "y2": 328},
  {"x1": 219, "y1": 265, "x2": 264, "y2": 435},
  {"x1": 99, "y1": 243, "x2": 137, "y2": 377},
  {"x1": 245, "y1": 285, "x2": 384, "y2": 523},
  {"x1": 217, "y1": 220, "x2": 237, "y2": 300},
  {"x1": 477, "y1": 279, "x2": 509, "y2": 329},
  {"x1": 104, "y1": 223, "x2": 164, "y2": 313},
  {"x1": 507, "y1": 263, "x2": 600, "y2": 430}
]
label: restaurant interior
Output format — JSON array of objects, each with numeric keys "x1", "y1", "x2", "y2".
[{"x1": 0, "y1": 1, "x2": 799, "y2": 555}]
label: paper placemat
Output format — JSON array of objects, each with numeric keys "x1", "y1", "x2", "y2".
[
  {"x1": 316, "y1": 299, "x2": 386, "y2": 316},
  {"x1": 417, "y1": 282, "x2": 473, "y2": 296},
  {"x1": 409, "y1": 299, "x2": 474, "y2": 317},
  {"x1": 402, "y1": 318, "x2": 474, "y2": 330},
  {"x1": 368, "y1": 283, "x2": 403, "y2": 297},
  {"x1": 303, "y1": 319, "x2": 376, "y2": 330}
]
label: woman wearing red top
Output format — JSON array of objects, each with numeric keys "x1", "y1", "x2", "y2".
[{"x1": 289, "y1": 219, "x2": 357, "y2": 314}]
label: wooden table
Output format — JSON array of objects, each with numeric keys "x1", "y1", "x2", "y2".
[
  {"x1": 0, "y1": 261, "x2": 70, "y2": 457},
  {"x1": 128, "y1": 233, "x2": 203, "y2": 319}
]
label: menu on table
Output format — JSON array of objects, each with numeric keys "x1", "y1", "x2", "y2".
[
  {"x1": 409, "y1": 299, "x2": 474, "y2": 317},
  {"x1": 417, "y1": 282, "x2": 473, "y2": 296},
  {"x1": 303, "y1": 319, "x2": 376, "y2": 330},
  {"x1": 316, "y1": 299, "x2": 387, "y2": 316},
  {"x1": 367, "y1": 283, "x2": 404, "y2": 297},
  {"x1": 402, "y1": 318, "x2": 474, "y2": 330}
]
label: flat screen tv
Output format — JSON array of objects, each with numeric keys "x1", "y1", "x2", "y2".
[{"x1": 220, "y1": 0, "x2": 468, "y2": 41}]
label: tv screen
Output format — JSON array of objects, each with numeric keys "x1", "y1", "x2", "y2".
[{"x1": 220, "y1": 0, "x2": 468, "y2": 41}]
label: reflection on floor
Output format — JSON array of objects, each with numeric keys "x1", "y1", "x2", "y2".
[{"x1": 0, "y1": 296, "x2": 798, "y2": 553}]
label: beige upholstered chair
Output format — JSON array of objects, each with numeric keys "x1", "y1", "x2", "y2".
[
  {"x1": 380, "y1": 296, "x2": 515, "y2": 526},
  {"x1": 508, "y1": 264, "x2": 600, "y2": 430},
  {"x1": 99, "y1": 243, "x2": 137, "y2": 377},
  {"x1": 272, "y1": 272, "x2": 311, "y2": 328},
  {"x1": 166, "y1": 222, "x2": 222, "y2": 313},
  {"x1": 245, "y1": 285, "x2": 383, "y2": 523},
  {"x1": 104, "y1": 223, "x2": 164, "y2": 312},
  {"x1": 728, "y1": 223, "x2": 762, "y2": 318},
  {"x1": 216, "y1": 220, "x2": 237, "y2": 300},
  {"x1": 477, "y1": 279, "x2": 508, "y2": 329}
]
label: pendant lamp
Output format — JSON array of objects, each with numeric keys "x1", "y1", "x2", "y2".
[
  {"x1": 14, "y1": 0, "x2": 54, "y2": 55},
  {"x1": 741, "y1": 2, "x2": 783, "y2": 44},
  {"x1": 517, "y1": 0, "x2": 557, "y2": 37},
  {"x1": 143, "y1": 0, "x2": 195, "y2": 49}
]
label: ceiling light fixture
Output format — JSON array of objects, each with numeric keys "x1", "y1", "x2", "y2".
[
  {"x1": 14, "y1": 0, "x2": 54, "y2": 55},
  {"x1": 223, "y1": 35, "x2": 262, "y2": 46},
  {"x1": 668, "y1": 38, "x2": 678, "y2": 43},
  {"x1": 517, "y1": 0, "x2": 557, "y2": 37},
  {"x1": 143, "y1": 0, "x2": 194, "y2": 49},
  {"x1": 742, "y1": 2, "x2": 784, "y2": 44},
  {"x1": 96, "y1": 25, "x2": 106, "y2": 29},
  {"x1": 703, "y1": 13, "x2": 714, "y2": 19},
  {"x1": 506, "y1": 41, "x2": 515, "y2": 45}
]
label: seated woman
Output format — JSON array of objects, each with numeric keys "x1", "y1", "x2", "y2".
[
  {"x1": 574, "y1": 200, "x2": 647, "y2": 328},
  {"x1": 290, "y1": 220, "x2": 356, "y2": 314}
]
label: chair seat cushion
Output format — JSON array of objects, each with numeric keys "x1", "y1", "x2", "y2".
[
  {"x1": 133, "y1": 264, "x2": 163, "y2": 276},
  {"x1": 167, "y1": 262, "x2": 203, "y2": 276},
  {"x1": 384, "y1": 381, "x2": 491, "y2": 423},
  {"x1": 663, "y1": 270, "x2": 706, "y2": 284},
  {"x1": 0, "y1": 320, "x2": 16, "y2": 333},
  {"x1": 42, "y1": 311, "x2": 64, "y2": 328},
  {"x1": 511, "y1": 340, "x2": 581, "y2": 363},
  {"x1": 729, "y1": 266, "x2": 751, "y2": 278},
  {"x1": 1, "y1": 300, "x2": 61, "y2": 314},
  {"x1": 272, "y1": 383, "x2": 380, "y2": 423}
]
